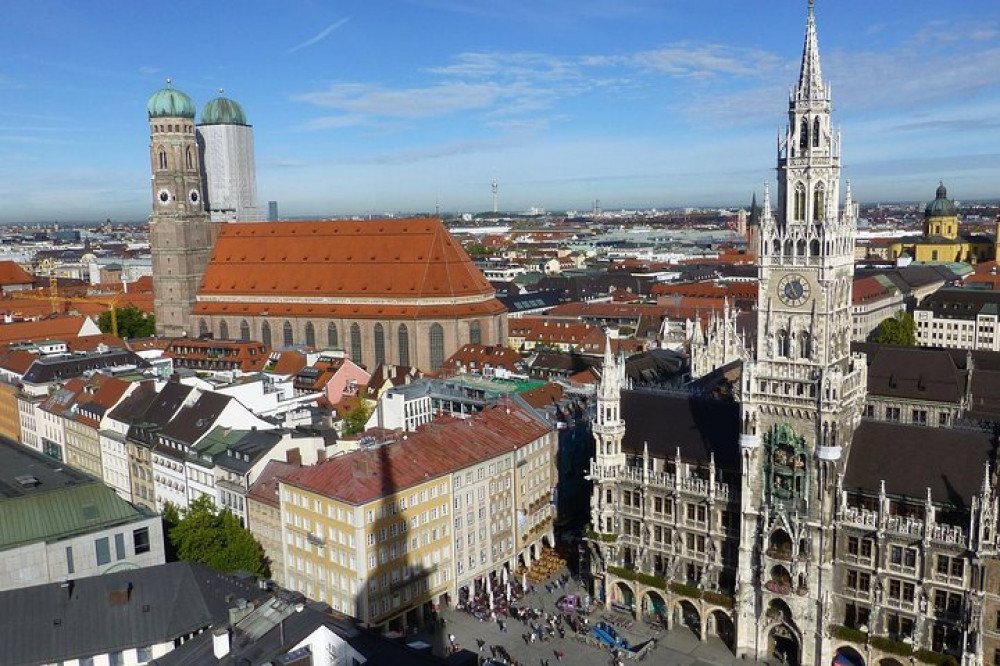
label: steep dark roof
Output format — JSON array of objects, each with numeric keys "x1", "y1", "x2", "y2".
[
  {"x1": 160, "y1": 391, "x2": 233, "y2": 446},
  {"x1": 0, "y1": 561, "x2": 265, "y2": 666},
  {"x1": 620, "y1": 390, "x2": 741, "y2": 471},
  {"x1": 845, "y1": 421, "x2": 995, "y2": 508},
  {"x1": 860, "y1": 344, "x2": 964, "y2": 403},
  {"x1": 22, "y1": 349, "x2": 148, "y2": 384}
]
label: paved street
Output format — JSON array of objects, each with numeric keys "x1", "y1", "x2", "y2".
[{"x1": 412, "y1": 573, "x2": 759, "y2": 666}]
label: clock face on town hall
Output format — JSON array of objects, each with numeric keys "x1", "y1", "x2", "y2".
[{"x1": 777, "y1": 273, "x2": 811, "y2": 307}]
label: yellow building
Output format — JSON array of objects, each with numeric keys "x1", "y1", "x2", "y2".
[
  {"x1": 888, "y1": 183, "x2": 997, "y2": 263},
  {"x1": 278, "y1": 403, "x2": 555, "y2": 631},
  {"x1": 0, "y1": 380, "x2": 20, "y2": 443}
]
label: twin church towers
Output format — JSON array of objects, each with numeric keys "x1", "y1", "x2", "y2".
[{"x1": 145, "y1": 84, "x2": 262, "y2": 336}]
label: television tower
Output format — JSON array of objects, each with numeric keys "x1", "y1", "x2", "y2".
[{"x1": 491, "y1": 179, "x2": 499, "y2": 214}]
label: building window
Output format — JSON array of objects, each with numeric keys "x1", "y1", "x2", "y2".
[
  {"x1": 157, "y1": 149, "x2": 167, "y2": 170},
  {"x1": 813, "y1": 117, "x2": 821, "y2": 148},
  {"x1": 305, "y1": 322, "x2": 316, "y2": 347},
  {"x1": 66, "y1": 546, "x2": 74, "y2": 574},
  {"x1": 261, "y1": 321, "x2": 272, "y2": 348},
  {"x1": 799, "y1": 118, "x2": 809, "y2": 152},
  {"x1": 239, "y1": 320, "x2": 250, "y2": 340},
  {"x1": 199, "y1": 319, "x2": 209, "y2": 337},
  {"x1": 886, "y1": 407, "x2": 900, "y2": 422},
  {"x1": 374, "y1": 323, "x2": 385, "y2": 366},
  {"x1": 283, "y1": 320, "x2": 294, "y2": 347},
  {"x1": 469, "y1": 321, "x2": 482, "y2": 345},
  {"x1": 328, "y1": 323, "x2": 338, "y2": 348},
  {"x1": 398, "y1": 324, "x2": 410, "y2": 366},
  {"x1": 794, "y1": 183, "x2": 806, "y2": 221},
  {"x1": 185, "y1": 146, "x2": 194, "y2": 170},
  {"x1": 429, "y1": 323, "x2": 444, "y2": 370},
  {"x1": 95, "y1": 537, "x2": 111, "y2": 566},
  {"x1": 115, "y1": 533, "x2": 126, "y2": 560},
  {"x1": 813, "y1": 183, "x2": 825, "y2": 222},
  {"x1": 350, "y1": 323, "x2": 362, "y2": 365},
  {"x1": 219, "y1": 320, "x2": 229, "y2": 339},
  {"x1": 133, "y1": 527, "x2": 151, "y2": 554}
]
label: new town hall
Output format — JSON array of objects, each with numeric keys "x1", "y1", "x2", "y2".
[{"x1": 588, "y1": 4, "x2": 1000, "y2": 666}]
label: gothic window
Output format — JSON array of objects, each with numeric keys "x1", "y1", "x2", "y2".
[
  {"x1": 813, "y1": 117, "x2": 821, "y2": 148},
  {"x1": 772, "y1": 239, "x2": 782, "y2": 255},
  {"x1": 469, "y1": 320, "x2": 482, "y2": 345},
  {"x1": 799, "y1": 118, "x2": 809, "y2": 152},
  {"x1": 374, "y1": 323, "x2": 386, "y2": 366},
  {"x1": 796, "y1": 239, "x2": 806, "y2": 256},
  {"x1": 429, "y1": 323, "x2": 444, "y2": 370},
  {"x1": 810, "y1": 239, "x2": 820, "y2": 257},
  {"x1": 261, "y1": 321, "x2": 272, "y2": 348},
  {"x1": 327, "y1": 323, "x2": 338, "y2": 348},
  {"x1": 305, "y1": 322, "x2": 316, "y2": 348},
  {"x1": 784, "y1": 239, "x2": 793, "y2": 256},
  {"x1": 350, "y1": 323, "x2": 362, "y2": 366},
  {"x1": 794, "y1": 183, "x2": 806, "y2": 221},
  {"x1": 185, "y1": 147, "x2": 194, "y2": 170},
  {"x1": 198, "y1": 319, "x2": 208, "y2": 337},
  {"x1": 157, "y1": 149, "x2": 167, "y2": 170},
  {"x1": 239, "y1": 320, "x2": 250, "y2": 340},
  {"x1": 283, "y1": 321, "x2": 293, "y2": 347},
  {"x1": 777, "y1": 330, "x2": 790, "y2": 357},
  {"x1": 813, "y1": 183, "x2": 825, "y2": 222},
  {"x1": 219, "y1": 320, "x2": 229, "y2": 340},
  {"x1": 398, "y1": 324, "x2": 410, "y2": 366},
  {"x1": 799, "y1": 331, "x2": 811, "y2": 359}
]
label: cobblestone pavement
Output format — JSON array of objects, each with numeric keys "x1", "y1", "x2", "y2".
[{"x1": 412, "y1": 574, "x2": 760, "y2": 666}]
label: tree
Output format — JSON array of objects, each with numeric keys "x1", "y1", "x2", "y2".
[
  {"x1": 871, "y1": 311, "x2": 916, "y2": 346},
  {"x1": 166, "y1": 496, "x2": 270, "y2": 576},
  {"x1": 98, "y1": 305, "x2": 156, "y2": 339},
  {"x1": 342, "y1": 401, "x2": 375, "y2": 435}
]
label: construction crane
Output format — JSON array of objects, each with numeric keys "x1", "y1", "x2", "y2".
[{"x1": 9, "y1": 276, "x2": 123, "y2": 338}]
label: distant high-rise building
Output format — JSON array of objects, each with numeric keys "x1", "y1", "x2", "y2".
[
  {"x1": 197, "y1": 92, "x2": 263, "y2": 222},
  {"x1": 146, "y1": 81, "x2": 218, "y2": 337},
  {"x1": 268, "y1": 200, "x2": 278, "y2": 222}
]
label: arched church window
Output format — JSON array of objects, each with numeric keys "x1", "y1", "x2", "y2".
[
  {"x1": 305, "y1": 322, "x2": 316, "y2": 348},
  {"x1": 813, "y1": 183, "x2": 825, "y2": 222},
  {"x1": 398, "y1": 324, "x2": 410, "y2": 367},
  {"x1": 429, "y1": 323, "x2": 445, "y2": 370},
  {"x1": 810, "y1": 239, "x2": 820, "y2": 257},
  {"x1": 794, "y1": 184, "x2": 806, "y2": 221},
  {"x1": 799, "y1": 331, "x2": 811, "y2": 359},
  {"x1": 799, "y1": 118, "x2": 809, "y2": 152},
  {"x1": 784, "y1": 239, "x2": 793, "y2": 256},
  {"x1": 469, "y1": 320, "x2": 482, "y2": 345},
  {"x1": 777, "y1": 330, "x2": 790, "y2": 357},
  {"x1": 772, "y1": 239, "x2": 782, "y2": 255},
  {"x1": 261, "y1": 321, "x2": 272, "y2": 348},
  {"x1": 373, "y1": 323, "x2": 385, "y2": 366},
  {"x1": 350, "y1": 323, "x2": 362, "y2": 366},
  {"x1": 219, "y1": 320, "x2": 229, "y2": 340},
  {"x1": 157, "y1": 149, "x2": 167, "y2": 170},
  {"x1": 239, "y1": 320, "x2": 250, "y2": 340},
  {"x1": 813, "y1": 117, "x2": 820, "y2": 148},
  {"x1": 185, "y1": 147, "x2": 194, "y2": 170},
  {"x1": 796, "y1": 239, "x2": 806, "y2": 256},
  {"x1": 283, "y1": 321, "x2": 293, "y2": 347},
  {"x1": 198, "y1": 319, "x2": 208, "y2": 337},
  {"x1": 327, "y1": 323, "x2": 338, "y2": 348}
]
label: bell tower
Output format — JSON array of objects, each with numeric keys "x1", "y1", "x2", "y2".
[
  {"x1": 147, "y1": 80, "x2": 217, "y2": 338},
  {"x1": 735, "y1": 3, "x2": 867, "y2": 663}
]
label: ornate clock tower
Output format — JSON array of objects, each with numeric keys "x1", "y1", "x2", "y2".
[
  {"x1": 147, "y1": 81, "x2": 218, "y2": 338},
  {"x1": 735, "y1": 3, "x2": 867, "y2": 663}
]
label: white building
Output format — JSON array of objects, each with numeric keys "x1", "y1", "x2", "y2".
[
  {"x1": 914, "y1": 288, "x2": 1000, "y2": 351},
  {"x1": 197, "y1": 94, "x2": 263, "y2": 223}
]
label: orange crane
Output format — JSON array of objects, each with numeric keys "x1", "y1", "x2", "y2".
[{"x1": 12, "y1": 260, "x2": 124, "y2": 337}]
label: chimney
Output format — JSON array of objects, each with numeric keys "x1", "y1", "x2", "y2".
[
  {"x1": 286, "y1": 448, "x2": 302, "y2": 465},
  {"x1": 212, "y1": 626, "x2": 231, "y2": 659}
]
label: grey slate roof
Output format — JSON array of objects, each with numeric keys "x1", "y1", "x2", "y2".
[
  {"x1": 845, "y1": 420, "x2": 994, "y2": 508},
  {"x1": 22, "y1": 349, "x2": 148, "y2": 384},
  {"x1": 620, "y1": 390, "x2": 741, "y2": 471},
  {"x1": 0, "y1": 561, "x2": 265, "y2": 666}
]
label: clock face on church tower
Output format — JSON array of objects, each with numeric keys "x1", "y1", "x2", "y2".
[{"x1": 777, "y1": 273, "x2": 811, "y2": 307}]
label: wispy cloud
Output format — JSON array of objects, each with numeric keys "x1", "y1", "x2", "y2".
[{"x1": 287, "y1": 17, "x2": 351, "y2": 54}]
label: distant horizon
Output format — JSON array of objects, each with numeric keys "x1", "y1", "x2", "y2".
[{"x1": 3, "y1": 0, "x2": 1000, "y2": 224}]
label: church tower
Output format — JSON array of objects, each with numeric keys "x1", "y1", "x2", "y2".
[
  {"x1": 589, "y1": 331, "x2": 627, "y2": 546},
  {"x1": 147, "y1": 81, "x2": 218, "y2": 337},
  {"x1": 735, "y1": 3, "x2": 867, "y2": 663}
]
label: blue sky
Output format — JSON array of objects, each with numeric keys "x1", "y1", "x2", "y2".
[{"x1": 1, "y1": 0, "x2": 999, "y2": 223}]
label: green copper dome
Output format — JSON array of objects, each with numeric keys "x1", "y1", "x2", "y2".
[
  {"x1": 925, "y1": 182, "x2": 957, "y2": 218},
  {"x1": 200, "y1": 94, "x2": 247, "y2": 125},
  {"x1": 147, "y1": 81, "x2": 196, "y2": 119}
]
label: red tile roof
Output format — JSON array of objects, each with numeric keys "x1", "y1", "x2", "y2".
[
  {"x1": 198, "y1": 219, "x2": 500, "y2": 312},
  {"x1": 0, "y1": 261, "x2": 34, "y2": 286},
  {"x1": 852, "y1": 276, "x2": 895, "y2": 304},
  {"x1": 282, "y1": 404, "x2": 551, "y2": 504},
  {"x1": 0, "y1": 315, "x2": 95, "y2": 347},
  {"x1": 440, "y1": 344, "x2": 523, "y2": 375}
]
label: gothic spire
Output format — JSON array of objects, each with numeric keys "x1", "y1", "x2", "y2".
[{"x1": 796, "y1": 0, "x2": 826, "y2": 102}]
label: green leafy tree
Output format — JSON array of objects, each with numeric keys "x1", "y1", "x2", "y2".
[
  {"x1": 342, "y1": 401, "x2": 375, "y2": 435},
  {"x1": 166, "y1": 496, "x2": 270, "y2": 576},
  {"x1": 871, "y1": 311, "x2": 916, "y2": 346},
  {"x1": 98, "y1": 305, "x2": 156, "y2": 339}
]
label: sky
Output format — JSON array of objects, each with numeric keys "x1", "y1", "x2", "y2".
[{"x1": 1, "y1": 0, "x2": 999, "y2": 223}]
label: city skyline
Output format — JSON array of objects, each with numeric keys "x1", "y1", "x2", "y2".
[{"x1": 1, "y1": 0, "x2": 999, "y2": 223}]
